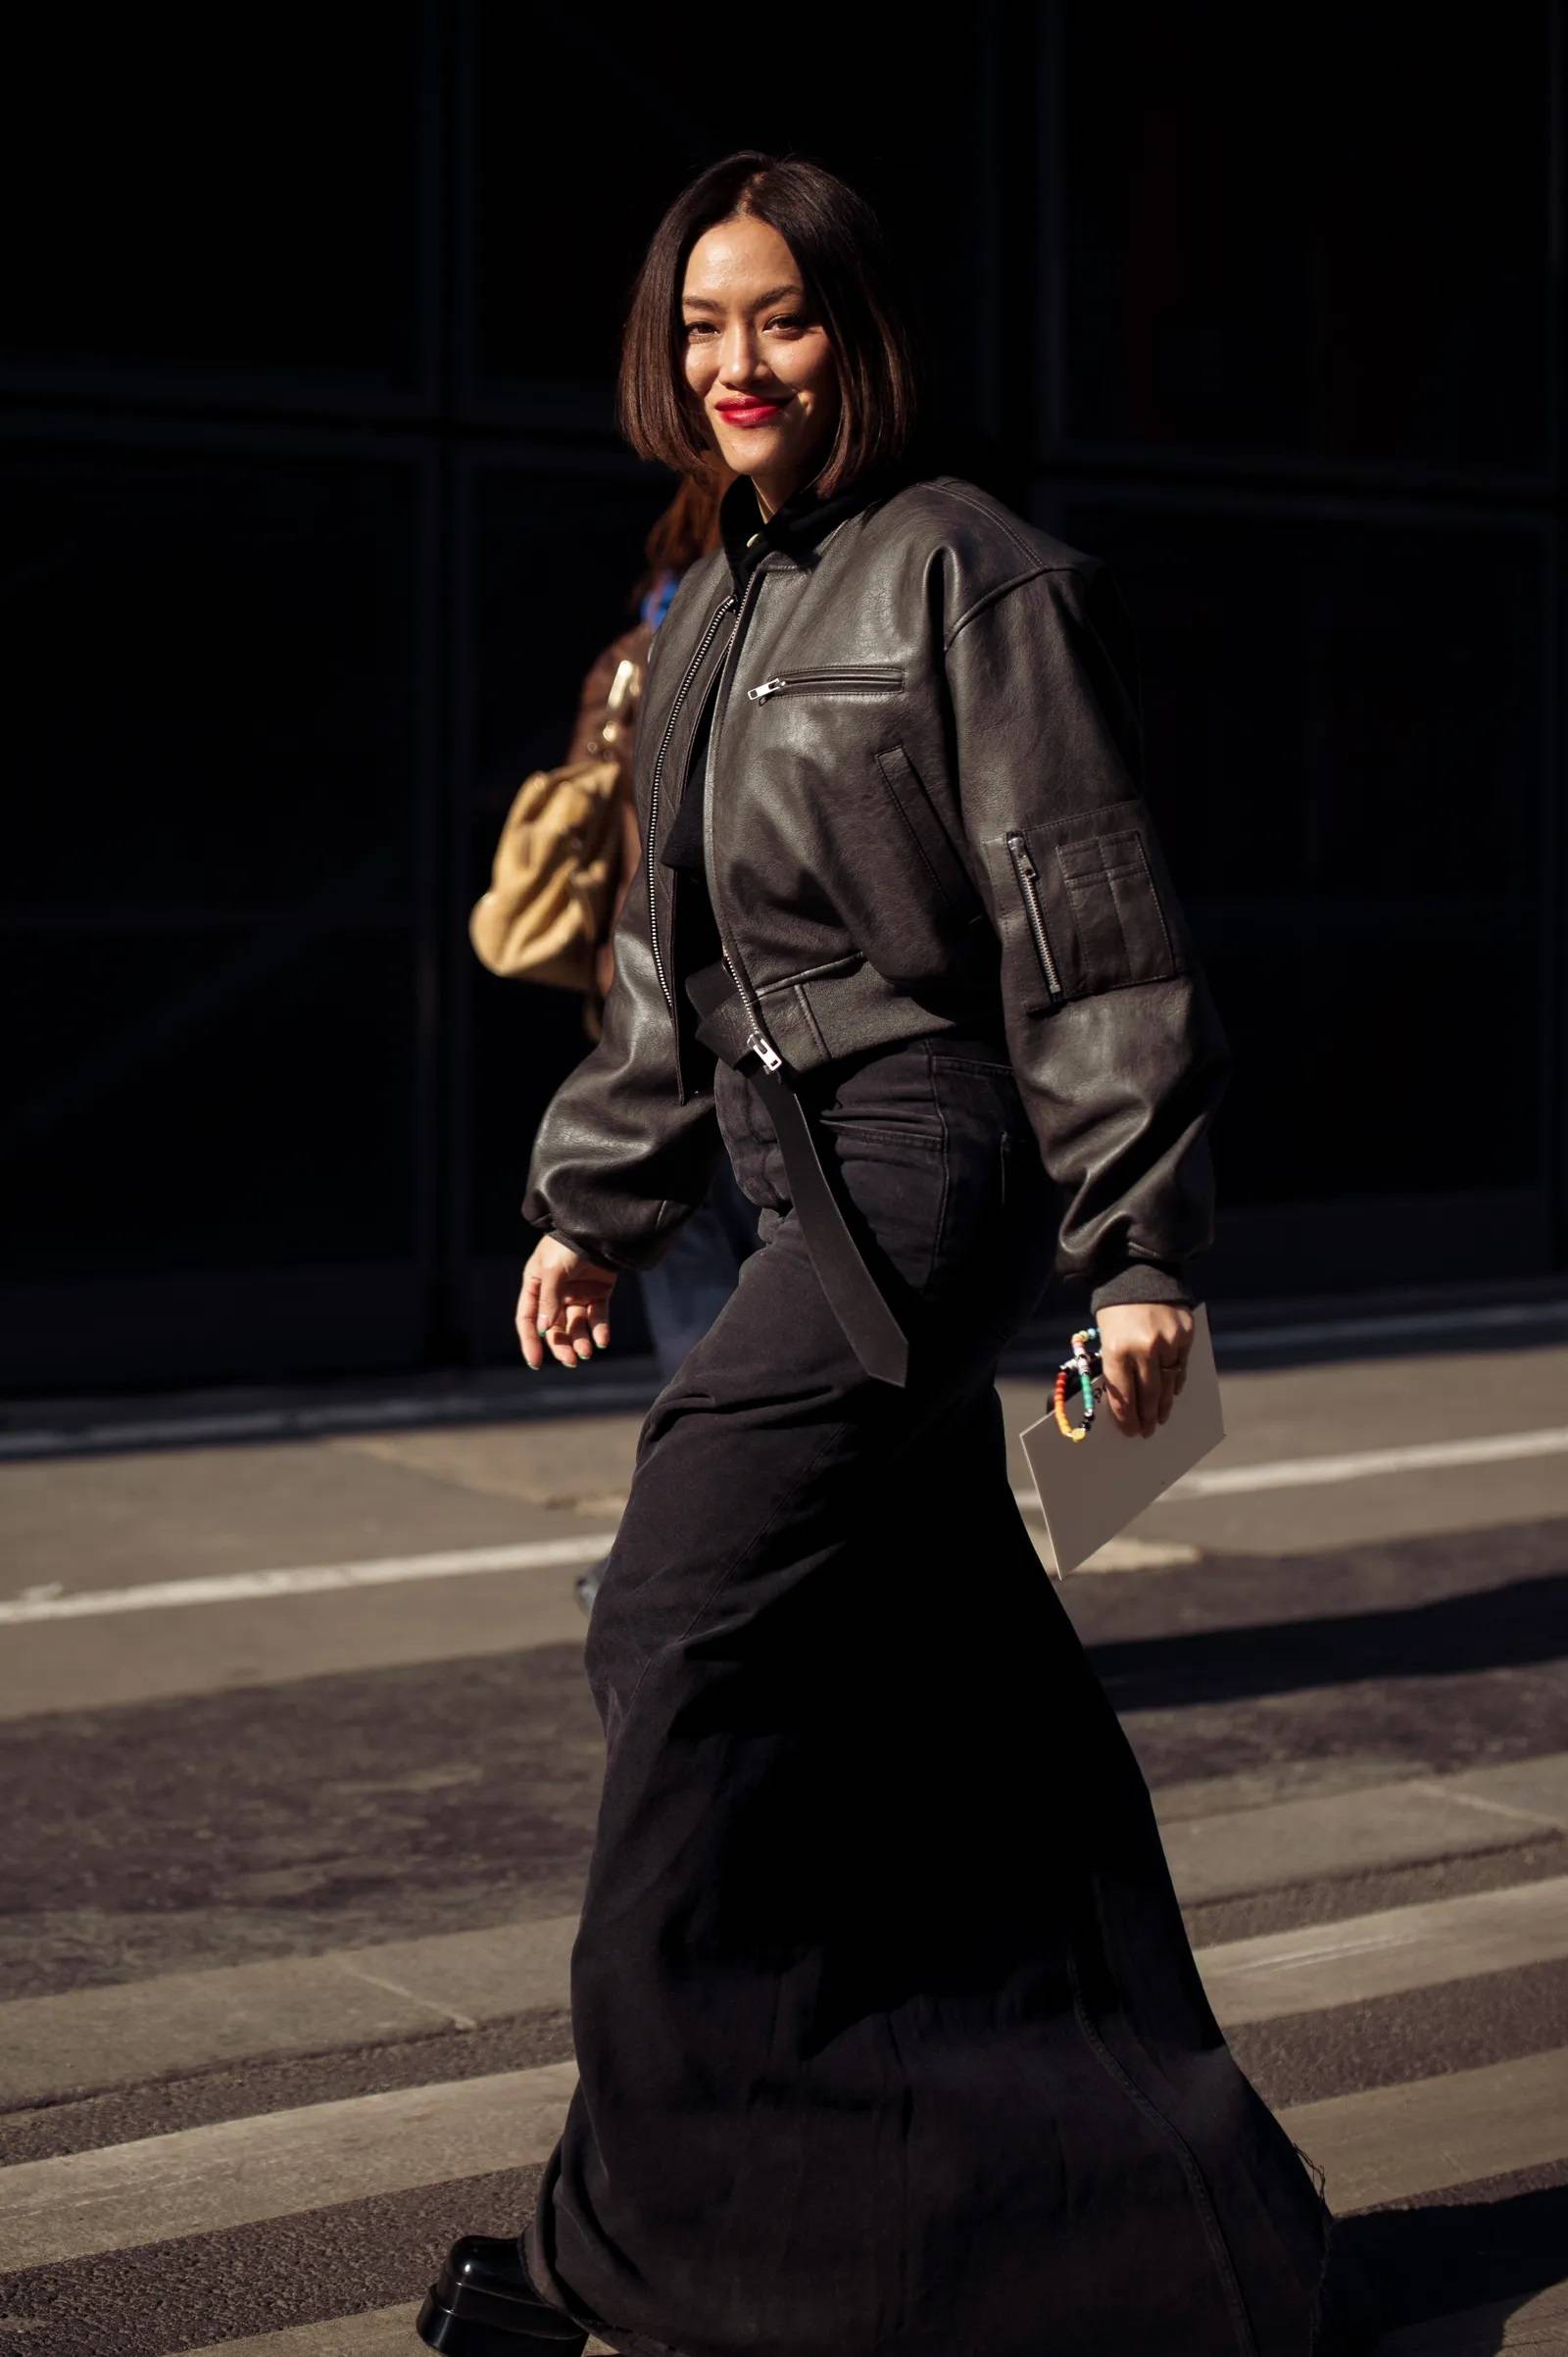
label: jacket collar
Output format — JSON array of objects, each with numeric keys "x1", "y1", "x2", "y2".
[{"x1": 718, "y1": 455, "x2": 910, "y2": 598}]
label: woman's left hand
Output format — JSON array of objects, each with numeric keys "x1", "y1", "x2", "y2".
[{"x1": 1094, "y1": 1302, "x2": 1194, "y2": 1438}]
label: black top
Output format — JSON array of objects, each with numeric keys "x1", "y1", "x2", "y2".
[{"x1": 659, "y1": 458, "x2": 911, "y2": 885}]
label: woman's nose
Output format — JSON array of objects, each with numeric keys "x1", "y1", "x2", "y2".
[{"x1": 717, "y1": 327, "x2": 765, "y2": 381}]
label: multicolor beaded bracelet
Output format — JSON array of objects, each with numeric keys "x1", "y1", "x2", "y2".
[{"x1": 1052, "y1": 1323, "x2": 1102, "y2": 1441}]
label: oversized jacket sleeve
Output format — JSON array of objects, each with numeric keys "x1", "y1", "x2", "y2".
[
  {"x1": 944, "y1": 556, "x2": 1233, "y2": 1312},
  {"x1": 518, "y1": 638, "x2": 726, "y2": 1274}
]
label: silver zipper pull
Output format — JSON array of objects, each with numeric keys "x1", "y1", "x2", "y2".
[
  {"x1": 747, "y1": 677, "x2": 786, "y2": 702},
  {"x1": 746, "y1": 1031, "x2": 783, "y2": 1073}
]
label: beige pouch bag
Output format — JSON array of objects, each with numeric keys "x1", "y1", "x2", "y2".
[{"x1": 468, "y1": 656, "x2": 642, "y2": 992}]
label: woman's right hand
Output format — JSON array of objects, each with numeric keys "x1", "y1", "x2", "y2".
[{"x1": 517, "y1": 1236, "x2": 618, "y2": 1369}]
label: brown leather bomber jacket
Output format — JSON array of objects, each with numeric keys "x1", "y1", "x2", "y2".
[{"x1": 520, "y1": 470, "x2": 1233, "y2": 1316}]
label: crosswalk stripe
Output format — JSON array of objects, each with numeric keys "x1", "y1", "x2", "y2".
[
  {"x1": 1197, "y1": 1874, "x2": 1568, "y2": 2024},
  {"x1": 1375, "y1": 2278, "x2": 1568, "y2": 2354},
  {"x1": 177, "y1": 2279, "x2": 1568, "y2": 2357},
  {"x1": 6, "y1": 2037, "x2": 1568, "y2": 2277},
  {"x1": 186, "y1": 2279, "x2": 1568, "y2": 2357},
  {"x1": 178, "y1": 2314, "x2": 626, "y2": 2357},
  {"x1": 0, "y1": 2059, "x2": 580, "y2": 2272},
  {"x1": 0, "y1": 1913, "x2": 580, "y2": 2110},
  {"x1": 1157, "y1": 1752, "x2": 1568, "y2": 1904},
  {"x1": 1279, "y1": 2045, "x2": 1568, "y2": 2211},
  {"x1": 10, "y1": 1759, "x2": 1568, "y2": 2114},
  {"x1": 183, "y1": 2308, "x2": 418, "y2": 2357}
]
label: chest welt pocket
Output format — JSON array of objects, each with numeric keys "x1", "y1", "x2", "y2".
[
  {"x1": 1004, "y1": 801, "x2": 1188, "y2": 1007},
  {"x1": 747, "y1": 664, "x2": 904, "y2": 701}
]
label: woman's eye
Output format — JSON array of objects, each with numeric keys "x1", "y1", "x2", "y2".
[{"x1": 681, "y1": 317, "x2": 808, "y2": 338}]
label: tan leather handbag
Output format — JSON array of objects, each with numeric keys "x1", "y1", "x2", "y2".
[{"x1": 468, "y1": 654, "x2": 643, "y2": 994}]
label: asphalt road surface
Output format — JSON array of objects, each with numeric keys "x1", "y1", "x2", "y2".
[{"x1": 3, "y1": 1293, "x2": 1568, "y2": 2356}]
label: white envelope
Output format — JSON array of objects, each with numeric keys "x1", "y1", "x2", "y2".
[{"x1": 1018, "y1": 1301, "x2": 1224, "y2": 1578}]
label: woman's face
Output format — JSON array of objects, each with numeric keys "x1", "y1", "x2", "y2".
[{"x1": 681, "y1": 215, "x2": 840, "y2": 511}]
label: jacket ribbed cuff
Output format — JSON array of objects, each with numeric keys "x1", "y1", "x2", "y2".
[{"x1": 1088, "y1": 1258, "x2": 1196, "y2": 1314}]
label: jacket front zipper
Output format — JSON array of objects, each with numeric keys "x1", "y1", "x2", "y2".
[
  {"x1": 747, "y1": 664, "x2": 903, "y2": 702},
  {"x1": 706, "y1": 565, "x2": 785, "y2": 1070},
  {"x1": 1005, "y1": 830, "x2": 1065, "y2": 1001},
  {"x1": 644, "y1": 593, "x2": 737, "y2": 1026}
]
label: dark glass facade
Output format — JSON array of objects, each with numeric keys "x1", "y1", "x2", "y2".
[{"x1": 3, "y1": 4, "x2": 1562, "y2": 1391}]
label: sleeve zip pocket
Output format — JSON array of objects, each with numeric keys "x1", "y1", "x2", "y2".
[{"x1": 1005, "y1": 829, "x2": 1065, "y2": 1001}]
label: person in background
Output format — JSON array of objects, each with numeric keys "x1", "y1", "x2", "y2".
[{"x1": 559, "y1": 466, "x2": 762, "y2": 1616}]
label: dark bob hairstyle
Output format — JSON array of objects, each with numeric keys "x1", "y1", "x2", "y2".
[{"x1": 617, "y1": 151, "x2": 924, "y2": 501}]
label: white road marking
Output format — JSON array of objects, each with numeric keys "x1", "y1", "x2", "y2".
[
  {"x1": 1, "y1": 1915, "x2": 581, "y2": 2109},
  {"x1": 182, "y1": 2313, "x2": 620, "y2": 2357},
  {"x1": 1280, "y1": 2044, "x2": 1568, "y2": 2210},
  {"x1": 0, "y1": 2059, "x2": 581, "y2": 2271},
  {"x1": 1375, "y1": 2276, "x2": 1568, "y2": 2353},
  {"x1": 8, "y1": 1765, "x2": 1568, "y2": 2111},
  {"x1": 1162, "y1": 1424, "x2": 1568, "y2": 1498},
  {"x1": 7, "y1": 1423, "x2": 1564, "y2": 1631},
  {"x1": 6, "y1": 2038, "x2": 1567, "y2": 2275},
  {"x1": 184, "y1": 2313, "x2": 421, "y2": 2357},
  {"x1": 1198, "y1": 1874, "x2": 1568, "y2": 2024},
  {"x1": 1006, "y1": 1422, "x2": 1568, "y2": 1521},
  {"x1": 181, "y1": 2276, "x2": 1568, "y2": 2357},
  {"x1": 0, "y1": 1537, "x2": 620, "y2": 1624},
  {"x1": 1158, "y1": 1754, "x2": 1568, "y2": 1904}
]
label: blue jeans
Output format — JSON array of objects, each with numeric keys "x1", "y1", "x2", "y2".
[{"x1": 635, "y1": 1151, "x2": 761, "y2": 1383}]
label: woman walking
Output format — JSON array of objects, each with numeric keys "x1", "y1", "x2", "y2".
[{"x1": 419, "y1": 152, "x2": 1350, "y2": 2357}]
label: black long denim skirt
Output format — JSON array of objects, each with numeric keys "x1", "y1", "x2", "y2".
[{"x1": 521, "y1": 1029, "x2": 1339, "y2": 2357}]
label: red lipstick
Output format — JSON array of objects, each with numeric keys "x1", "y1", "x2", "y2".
[{"x1": 717, "y1": 399, "x2": 786, "y2": 426}]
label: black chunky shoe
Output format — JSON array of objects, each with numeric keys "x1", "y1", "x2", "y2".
[{"x1": 416, "y1": 2234, "x2": 588, "y2": 2355}]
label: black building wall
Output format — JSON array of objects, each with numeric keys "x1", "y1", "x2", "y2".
[{"x1": 3, "y1": 4, "x2": 1562, "y2": 1394}]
